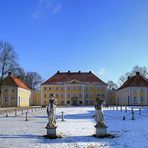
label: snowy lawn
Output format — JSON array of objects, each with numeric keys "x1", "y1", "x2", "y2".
[{"x1": 0, "y1": 106, "x2": 148, "y2": 148}]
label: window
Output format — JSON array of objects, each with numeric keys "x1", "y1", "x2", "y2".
[
  {"x1": 68, "y1": 94, "x2": 70, "y2": 98},
  {"x1": 44, "y1": 87, "x2": 47, "y2": 91},
  {"x1": 73, "y1": 94, "x2": 76, "y2": 97},
  {"x1": 12, "y1": 89, "x2": 14, "y2": 92},
  {"x1": 5, "y1": 97, "x2": 7, "y2": 102},
  {"x1": 79, "y1": 94, "x2": 82, "y2": 98},
  {"x1": 79, "y1": 101, "x2": 83, "y2": 105},
  {"x1": 102, "y1": 87, "x2": 105, "y2": 91},
  {"x1": 44, "y1": 94, "x2": 46, "y2": 98},
  {"x1": 67, "y1": 101, "x2": 70, "y2": 105},
  {"x1": 5, "y1": 89, "x2": 7, "y2": 92},
  {"x1": 90, "y1": 93, "x2": 93, "y2": 97},
  {"x1": 12, "y1": 97, "x2": 14, "y2": 99},
  {"x1": 73, "y1": 87, "x2": 76, "y2": 90},
  {"x1": 61, "y1": 87, "x2": 63, "y2": 90},
  {"x1": 56, "y1": 93, "x2": 58, "y2": 98},
  {"x1": 85, "y1": 100, "x2": 88, "y2": 105},
  {"x1": 61, "y1": 94, "x2": 63, "y2": 97},
  {"x1": 90, "y1": 100, "x2": 93, "y2": 105},
  {"x1": 90, "y1": 86, "x2": 93, "y2": 90},
  {"x1": 56, "y1": 87, "x2": 58, "y2": 90},
  {"x1": 67, "y1": 86, "x2": 70, "y2": 90},
  {"x1": 49, "y1": 87, "x2": 51, "y2": 90},
  {"x1": 141, "y1": 89, "x2": 143, "y2": 92},
  {"x1": 79, "y1": 87, "x2": 81, "y2": 90},
  {"x1": 85, "y1": 94, "x2": 88, "y2": 98}
]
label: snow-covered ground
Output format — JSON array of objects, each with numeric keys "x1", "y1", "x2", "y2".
[{"x1": 0, "y1": 106, "x2": 148, "y2": 148}]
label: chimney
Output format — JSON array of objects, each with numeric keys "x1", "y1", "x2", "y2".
[
  {"x1": 78, "y1": 71, "x2": 81, "y2": 73},
  {"x1": 136, "y1": 72, "x2": 140, "y2": 75},
  {"x1": 8, "y1": 72, "x2": 11, "y2": 76},
  {"x1": 57, "y1": 71, "x2": 60, "y2": 74},
  {"x1": 128, "y1": 76, "x2": 131, "y2": 80},
  {"x1": 68, "y1": 70, "x2": 70, "y2": 73},
  {"x1": 89, "y1": 71, "x2": 92, "y2": 73}
]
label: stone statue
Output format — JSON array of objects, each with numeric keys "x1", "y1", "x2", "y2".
[
  {"x1": 46, "y1": 93, "x2": 57, "y2": 128},
  {"x1": 94, "y1": 94, "x2": 106, "y2": 128}
]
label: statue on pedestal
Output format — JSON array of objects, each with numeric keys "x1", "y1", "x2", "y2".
[
  {"x1": 46, "y1": 93, "x2": 57, "y2": 128},
  {"x1": 94, "y1": 94, "x2": 106, "y2": 128}
]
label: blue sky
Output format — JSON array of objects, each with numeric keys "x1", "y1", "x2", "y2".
[{"x1": 0, "y1": 0, "x2": 148, "y2": 84}]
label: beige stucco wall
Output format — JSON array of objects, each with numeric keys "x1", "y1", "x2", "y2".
[
  {"x1": 115, "y1": 87, "x2": 129, "y2": 105},
  {"x1": 107, "y1": 89, "x2": 115, "y2": 105},
  {"x1": 17, "y1": 87, "x2": 31, "y2": 107},
  {"x1": 116, "y1": 87, "x2": 148, "y2": 106},
  {"x1": 31, "y1": 90, "x2": 41, "y2": 106},
  {"x1": 0, "y1": 86, "x2": 17, "y2": 107}
]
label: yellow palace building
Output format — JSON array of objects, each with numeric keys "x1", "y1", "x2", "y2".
[
  {"x1": 31, "y1": 89, "x2": 41, "y2": 106},
  {"x1": 0, "y1": 72, "x2": 31, "y2": 107},
  {"x1": 41, "y1": 71, "x2": 107, "y2": 106}
]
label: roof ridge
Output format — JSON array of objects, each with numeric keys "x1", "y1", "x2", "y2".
[
  {"x1": 130, "y1": 75, "x2": 139, "y2": 86},
  {"x1": 41, "y1": 71, "x2": 107, "y2": 85},
  {"x1": 11, "y1": 76, "x2": 30, "y2": 90},
  {"x1": 118, "y1": 74, "x2": 148, "y2": 90}
]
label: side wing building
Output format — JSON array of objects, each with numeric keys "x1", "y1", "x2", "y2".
[{"x1": 115, "y1": 72, "x2": 148, "y2": 106}]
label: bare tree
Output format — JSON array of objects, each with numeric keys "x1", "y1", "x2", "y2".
[
  {"x1": 25, "y1": 72, "x2": 42, "y2": 90},
  {"x1": 131, "y1": 65, "x2": 148, "y2": 77},
  {"x1": 118, "y1": 65, "x2": 148, "y2": 86},
  {"x1": 13, "y1": 66, "x2": 26, "y2": 82},
  {"x1": 0, "y1": 41, "x2": 18, "y2": 94},
  {"x1": 107, "y1": 80, "x2": 118, "y2": 90}
]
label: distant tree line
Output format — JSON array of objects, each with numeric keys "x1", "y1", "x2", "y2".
[{"x1": 0, "y1": 40, "x2": 42, "y2": 95}]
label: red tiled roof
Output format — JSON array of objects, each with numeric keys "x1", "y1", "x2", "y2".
[
  {"x1": 118, "y1": 72, "x2": 148, "y2": 90},
  {"x1": 3, "y1": 75, "x2": 30, "y2": 90},
  {"x1": 42, "y1": 71, "x2": 107, "y2": 85},
  {"x1": 11, "y1": 77, "x2": 30, "y2": 90}
]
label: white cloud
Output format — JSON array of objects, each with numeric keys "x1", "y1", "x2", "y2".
[
  {"x1": 53, "y1": 5, "x2": 62, "y2": 14},
  {"x1": 32, "y1": 0, "x2": 62, "y2": 19},
  {"x1": 98, "y1": 68, "x2": 106, "y2": 76}
]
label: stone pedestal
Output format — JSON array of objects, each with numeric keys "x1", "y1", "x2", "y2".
[
  {"x1": 45, "y1": 126, "x2": 57, "y2": 138},
  {"x1": 96, "y1": 126, "x2": 107, "y2": 137}
]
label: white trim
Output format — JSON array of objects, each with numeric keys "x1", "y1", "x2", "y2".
[
  {"x1": 82, "y1": 84, "x2": 84, "y2": 105},
  {"x1": 145, "y1": 87, "x2": 147, "y2": 105},
  {"x1": 138, "y1": 87, "x2": 140, "y2": 105},
  {"x1": 64, "y1": 84, "x2": 67, "y2": 105},
  {"x1": 41, "y1": 86, "x2": 43, "y2": 106}
]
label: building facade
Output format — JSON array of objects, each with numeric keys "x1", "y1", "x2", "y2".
[
  {"x1": 0, "y1": 72, "x2": 31, "y2": 107},
  {"x1": 31, "y1": 90, "x2": 41, "y2": 106},
  {"x1": 41, "y1": 71, "x2": 107, "y2": 106},
  {"x1": 115, "y1": 72, "x2": 148, "y2": 106},
  {"x1": 107, "y1": 89, "x2": 116, "y2": 105}
]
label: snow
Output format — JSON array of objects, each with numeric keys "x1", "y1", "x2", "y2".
[{"x1": 0, "y1": 106, "x2": 148, "y2": 148}]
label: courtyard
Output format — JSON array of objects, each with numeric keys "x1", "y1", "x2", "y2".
[{"x1": 0, "y1": 106, "x2": 148, "y2": 148}]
